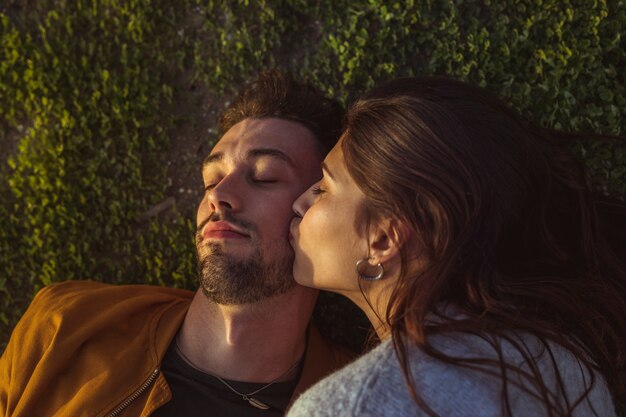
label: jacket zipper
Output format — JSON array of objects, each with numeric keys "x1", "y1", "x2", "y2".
[{"x1": 105, "y1": 368, "x2": 160, "y2": 417}]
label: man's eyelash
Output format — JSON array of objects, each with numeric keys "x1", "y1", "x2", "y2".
[{"x1": 311, "y1": 186, "x2": 325, "y2": 195}]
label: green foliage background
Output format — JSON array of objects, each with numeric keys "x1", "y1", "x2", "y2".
[{"x1": 0, "y1": 0, "x2": 624, "y2": 407}]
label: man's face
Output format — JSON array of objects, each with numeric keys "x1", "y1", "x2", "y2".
[{"x1": 196, "y1": 118, "x2": 323, "y2": 305}]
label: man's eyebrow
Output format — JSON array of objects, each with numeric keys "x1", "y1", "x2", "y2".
[
  {"x1": 202, "y1": 148, "x2": 296, "y2": 170},
  {"x1": 202, "y1": 152, "x2": 222, "y2": 169},
  {"x1": 248, "y1": 148, "x2": 295, "y2": 168},
  {"x1": 321, "y1": 162, "x2": 335, "y2": 180}
]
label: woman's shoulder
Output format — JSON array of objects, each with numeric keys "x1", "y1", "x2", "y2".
[
  {"x1": 405, "y1": 331, "x2": 616, "y2": 416},
  {"x1": 288, "y1": 338, "x2": 463, "y2": 417},
  {"x1": 288, "y1": 331, "x2": 617, "y2": 417}
]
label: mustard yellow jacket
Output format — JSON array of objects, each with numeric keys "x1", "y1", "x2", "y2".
[{"x1": 0, "y1": 281, "x2": 353, "y2": 416}]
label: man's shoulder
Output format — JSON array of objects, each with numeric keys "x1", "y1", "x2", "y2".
[
  {"x1": 15, "y1": 280, "x2": 194, "y2": 343},
  {"x1": 4, "y1": 280, "x2": 194, "y2": 362},
  {"x1": 33, "y1": 279, "x2": 194, "y2": 311},
  {"x1": 38, "y1": 279, "x2": 193, "y2": 296},
  {"x1": 1, "y1": 281, "x2": 194, "y2": 416}
]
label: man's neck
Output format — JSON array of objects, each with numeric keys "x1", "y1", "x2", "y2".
[{"x1": 177, "y1": 285, "x2": 318, "y2": 383}]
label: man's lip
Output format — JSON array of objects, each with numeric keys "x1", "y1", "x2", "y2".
[
  {"x1": 205, "y1": 230, "x2": 249, "y2": 239},
  {"x1": 202, "y1": 221, "x2": 250, "y2": 239}
]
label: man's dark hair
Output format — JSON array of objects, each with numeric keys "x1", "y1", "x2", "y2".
[{"x1": 219, "y1": 69, "x2": 343, "y2": 155}]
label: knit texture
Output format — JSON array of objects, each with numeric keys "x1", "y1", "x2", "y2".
[{"x1": 287, "y1": 333, "x2": 616, "y2": 417}]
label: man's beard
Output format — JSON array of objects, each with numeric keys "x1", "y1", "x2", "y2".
[{"x1": 195, "y1": 216, "x2": 296, "y2": 305}]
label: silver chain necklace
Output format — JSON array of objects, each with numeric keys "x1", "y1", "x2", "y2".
[{"x1": 174, "y1": 335, "x2": 302, "y2": 410}]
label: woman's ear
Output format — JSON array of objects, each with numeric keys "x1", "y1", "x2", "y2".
[{"x1": 367, "y1": 218, "x2": 411, "y2": 265}]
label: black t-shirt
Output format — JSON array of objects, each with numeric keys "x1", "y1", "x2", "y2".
[{"x1": 151, "y1": 343, "x2": 301, "y2": 417}]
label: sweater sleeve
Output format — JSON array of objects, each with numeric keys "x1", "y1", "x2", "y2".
[{"x1": 287, "y1": 339, "x2": 397, "y2": 417}]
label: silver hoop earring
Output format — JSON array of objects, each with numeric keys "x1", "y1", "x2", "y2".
[{"x1": 356, "y1": 258, "x2": 384, "y2": 281}]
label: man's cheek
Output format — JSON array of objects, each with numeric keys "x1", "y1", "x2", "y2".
[{"x1": 196, "y1": 200, "x2": 210, "y2": 227}]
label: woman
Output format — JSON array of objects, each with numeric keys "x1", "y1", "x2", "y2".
[{"x1": 287, "y1": 77, "x2": 625, "y2": 416}]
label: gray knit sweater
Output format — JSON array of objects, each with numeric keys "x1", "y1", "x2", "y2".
[{"x1": 287, "y1": 332, "x2": 616, "y2": 417}]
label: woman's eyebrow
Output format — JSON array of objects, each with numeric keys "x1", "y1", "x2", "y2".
[{"x1": 321, "y1": 162, "x2": 335, "y2": 180}]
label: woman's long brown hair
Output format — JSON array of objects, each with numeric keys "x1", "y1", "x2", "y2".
[{"x1": 341, "y1": 76, "x2": 626, "y2": 416}]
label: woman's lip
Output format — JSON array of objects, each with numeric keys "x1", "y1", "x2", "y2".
[{"x1": 289, "y1": 217, "x2": 301, "y2": 234}]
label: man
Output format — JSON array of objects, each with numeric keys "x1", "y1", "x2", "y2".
[{"x1": 0, "y1": 70, "x2": 352, "y2": 416}]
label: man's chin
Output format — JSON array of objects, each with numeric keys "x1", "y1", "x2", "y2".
[
  {"x1": 200, "y1": 279, "x2": 297, "y2": 306},
  {"x1": 198, "y1": 255, "x2": 296, "y2": 305}
]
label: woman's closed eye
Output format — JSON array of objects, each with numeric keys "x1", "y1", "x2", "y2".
[{"x1": 311, "y1": 186, "x2": 326, "y2": 195}]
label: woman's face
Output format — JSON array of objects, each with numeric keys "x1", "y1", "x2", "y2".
[{"x1": 290, "y1": 143, "x2": 370, "y2": 294}]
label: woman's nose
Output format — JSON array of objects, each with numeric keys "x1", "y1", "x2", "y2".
[{"x1": 292, "y1": 182, "x2": 316, "y2": 217}]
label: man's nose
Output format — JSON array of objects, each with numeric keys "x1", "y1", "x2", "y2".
[
  {"x1": 292, "y1": 183, "x2": 316, "y2": 217},
  {"x1": 207, "y1": 175, "x2": 243, "y2": 213}
]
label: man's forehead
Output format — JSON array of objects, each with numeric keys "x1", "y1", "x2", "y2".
[{"x1": 209, "y1": 118, "x2": 321, "y2": 163}]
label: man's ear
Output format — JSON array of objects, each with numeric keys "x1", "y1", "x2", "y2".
[{"x1": 367, "y1": 218, "x2": 411, "y2": 265}]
